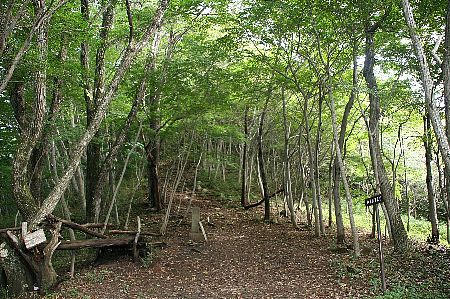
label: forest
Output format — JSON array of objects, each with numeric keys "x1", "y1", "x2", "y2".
[{"x1": 0, "y1": 0, "x2": 450, "y2": 298}]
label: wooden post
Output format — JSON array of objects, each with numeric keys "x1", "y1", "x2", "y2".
[
  {"x1": 189, "y1": 207, "x2": 203, "y2": 242},
  {"x1": 198, "y1": 221, "x2": 207, "y2": 242},
  {"x1": 21, "y1": 222, "x2": 27, "y2": 238},
  {"x1": 366, "y1": 194, "x2": 387, "y2": 293},
  {"x1": 375, "y1": 203, "x2": 387, "y2": 293},
  {"x1": 133, "y1": 216, "x2": 141, "y2": 262}
]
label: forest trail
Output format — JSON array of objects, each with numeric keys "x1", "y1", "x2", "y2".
[{"x1": 55, "y1": 195, "x2": 376, "y2": 298}]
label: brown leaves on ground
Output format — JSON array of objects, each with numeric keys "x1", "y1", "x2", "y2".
[{"x1": 31, "y1": 196, "x2": 450, "y2": 298}]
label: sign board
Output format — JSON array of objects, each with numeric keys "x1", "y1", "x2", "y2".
[
  {"x1": 365, "y1": 194, "x2": 383, "y2": 207},
  {"x1": 366, "y1": 193, "x2": 387, "y2": 293},
  {"x1": 23, "y1": 229, "x2": 47, "y2": 249}
]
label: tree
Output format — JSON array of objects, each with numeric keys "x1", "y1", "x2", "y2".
[
  {"x1": 423, "y1": 113, "x2": 439, "y2": 243},
  {"x1": 5, "y1": 0, "x2": 170, "y2": 291},
  {"x1": 362, "y1": 7, "x2": 409, "y2": 251},
  {"x1": 401, "y1": 0, "x2": 450, "y2": 205}
]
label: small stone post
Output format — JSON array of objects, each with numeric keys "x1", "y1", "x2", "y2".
[{"x1": 189, "y1": 207, "x2": 203, "y2": 242}]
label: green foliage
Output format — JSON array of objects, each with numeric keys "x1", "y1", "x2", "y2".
[
  {"x1": 0, "y1": 97, "x2": 18, "y2": 227},
  {"x1": 84, "y1": 269, "x2": 112, "y2": 284},
  {"x1": 1, "y1": 2, "x2": 450, "y2": 299},
  {"x1": 370, "y1": 284, "x2": 449, "y2": 299},
  {"x1": 0, "y1": 289, "x2": 8, "y2": 299},
  {"x1": 141, "y1": 245, "x2": 159, "y2": 268},
  {"x1": 197, "y1": 166, "x2": 241, "y2": 202}
]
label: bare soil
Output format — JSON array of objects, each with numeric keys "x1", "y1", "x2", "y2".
[{"x1": 20, "y1": 195, "x2": 450, "y2": 298}]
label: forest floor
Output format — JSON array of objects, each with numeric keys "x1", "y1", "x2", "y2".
[{"x1": 21, "y1": 194, "x2": 450, "y2": 299}]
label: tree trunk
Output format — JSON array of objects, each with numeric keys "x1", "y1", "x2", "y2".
[
  {"x1": 147, "y1": 139, "x2": 161, "y2": 210},
  {"x1": 258, "y1": 97, "x2": 270, "y2": 222},
  {"x1": 241, "y1": 107, "x2": 249, "y2": 207},
  {"x1": 304, "y1": 96, "x2": 320, "y2": 236},
  {"x1": 90, "y1": 51, "x2": 154, "y2": 217},
  {"x1": 332, "y1": 43, "x2": 358, "y2": 244},
  {"x1": 363, "y1": 25, "x2": 408, "y2": 251},
  {"x1": 90, "y1": 27, "x2": 165, "y2": 217},
  {"x1": 315, "y1": 87, "x2": 325, "y2": 234},
  {"x1": 0, "y1": 0, "x2": 66, "y2": 95},
  {"x1": 328, "y1": 71, "x2": 360, "y2": 256},
  {"x1": 102, "y1": 124, "x2": 142, "y2": 233},
  {"x1": 401, "y1": 0, "x2": 450, "y2": 206},
  {"x1": 298, "y1": 132, "x2": 311, "y2": 227},
  {"x1": 443, "y1": 0, "x2": 450, "y2": 245},
  {"x1": 0, "y1": 241, "x2": 34, "y2": 296},
  {"x1": 29, "y1": 143, "x2": 46, "y2": 204},
  {"x1": 29, "y1": 0, "x2": 170, "y2": 229},
  {"x1": 146, "y1": 30, "x2": 172, "y2": 212},
  {"x1": 12, "y1": 0, "x2": 49, "y2": 220},
  {"x1": 79, "y1": 0, "x2": 91, "y2": 220},
  {"x1": 327, "y1": 147, "x2": 333, "y2": 228},
  {"x1": 423, "y1": 114, "x2": 439, "y2": 243},
  {"x1": 282, "y1": 87, "x2": 298, "y2": 228},
  {"x1": 86, "y1": 0, "x2": 116, "y2": 223}
]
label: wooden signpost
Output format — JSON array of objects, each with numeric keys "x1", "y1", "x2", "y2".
[{"x1": 365, "y1": 194, "x2": 386, "y2": 293}]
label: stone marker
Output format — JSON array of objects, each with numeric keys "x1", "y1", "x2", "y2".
[{"x1": 189, "y1": 207, "x2": 204, "y2": 242}]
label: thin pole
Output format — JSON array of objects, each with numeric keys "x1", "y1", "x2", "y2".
[{"x1": 376, "y1": 203, "x2": 387, "y2": 292}]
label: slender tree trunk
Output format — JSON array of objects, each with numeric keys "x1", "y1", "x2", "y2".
[
  {"x1": 80, "y1": 0, "x2": 91, "y2": 221},
  {"x1": 102, "y1": 124, "x2": 142, "y2": 233},
  {"x1": 161, "y1": 135, "x2": 192, "y2": 235},
  {"x1": 90, "y1": 47, "x2": 156, "y2": 218},
  {"x1": 282, "y1": 87, "x2": 298, "y2": 228},
  {"x1": 146, "y1": 30, "x2": 172, "y2": 211},
  {"x1": 50, "y1": 140, "x2": 76, "y2": 278},
  {"x1": 298, "y1": 131, "x2": 311, "y2": 227},
  {"x1": 0, "y1": 0, "x2": 31, "y2": 56},
  {"x1": 258, "y1": 97, "x2": 270, "y2": 222},
  {"x1": 247, "y1": 144, "x2": 255, "y2": 204},
  {"x1": 401, "y1": 2, "x2": 450, "y2": 238},
  {"x1": 443, "y1": 0, "x2": 450, "y2": 245},
  {"x1": 328, "y1": 146, "x2": 333, "y2": 228},
  {"x1": 147, "y1": 135, "x2": 161, "y2": 210},
  {"x1": 0, "y1": 0, "x2": 66, "y2": 95},
  {"x1": 363, "y1": 25, "x2": 408, "y2": 251},
  {"x1": 315, "y1": 87, "x2": 325, "y2": 234},
  {"x1": 31, "y1": 33, "x2": 67, "y2": 206},
  {"x1": 29, "y1": 141, "x2": 46, "y2": 203},
  {"x1": 328, "y1": 71, "x2": 360, "y2": 256},
  {"x1": 332, "y1": 45, "x2": 358, "y2": 244},
  {"x1": 304, "y1": 96, "x2": 320, "y2": 236},
  {"x1": 401, "y1": 136, "x2": 411, "y2": 232},
  {"x1": 423, "y1": 114, "x2": 439, "y2": 243},
  {"x1": 86, "y1": 0, "x2": 116, "y2": 222},
  {"x1": 241, "y1": 107, "x2": 249, "y2": 207}
]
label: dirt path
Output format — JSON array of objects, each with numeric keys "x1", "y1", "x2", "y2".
[{"x1": 54, "y1": 197, "x2": 376, "y2": 298}]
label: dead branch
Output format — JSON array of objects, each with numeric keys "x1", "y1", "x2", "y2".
[
  {"x1": 50, "y1": 216, "x2": 108, "y2": 239},
  {"x1": 243, "y1": 189, "x2": 285, "y2": 210}
]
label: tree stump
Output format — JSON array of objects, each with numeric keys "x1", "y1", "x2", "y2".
[{"x1": 0, "y1": 242, "x2": 34, "y2": 296}]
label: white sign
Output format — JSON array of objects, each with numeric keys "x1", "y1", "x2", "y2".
[{"x1": 23, "y1": 229, "x2": 47, "y2": 249}]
